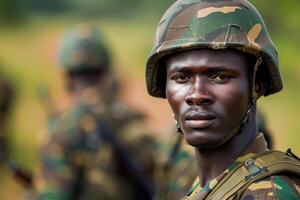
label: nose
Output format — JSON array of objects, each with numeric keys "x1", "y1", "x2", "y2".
[{"x1": 186, "y1": 77, "x2": 214, "y2": 106}]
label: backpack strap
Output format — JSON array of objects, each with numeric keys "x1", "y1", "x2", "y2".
[{"x1": 205, "y1": 149, "x2": 300, "y2": 200}]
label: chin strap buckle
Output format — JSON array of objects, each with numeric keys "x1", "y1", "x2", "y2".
[{"x1": 244, "y1": 158, "x2": 267, "y2": 181}]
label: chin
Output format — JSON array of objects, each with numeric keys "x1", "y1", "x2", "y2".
[{"x1": 184, "y1": 129, "x2": 225, "y2": 149}]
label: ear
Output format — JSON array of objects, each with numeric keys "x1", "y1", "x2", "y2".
[{"x1": 255, "y1": 77, "x2": 266, "y2": 99}]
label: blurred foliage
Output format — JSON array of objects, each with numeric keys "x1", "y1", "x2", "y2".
[
  {"x1": 2, "y1": 0, "x2": 300, "y2": 35},
  {"x1": 0, "y1": 0, "x2": 174, "y2": 22},
  {"x1": 0, "y1": 0, "x2": 26, "y2": 24},
  {"x1": 28, "y1": 0, "x2": 71, "y2": 14},
  {"x1": 251, "y1": 0, "x2": 300, "y2": 41}
]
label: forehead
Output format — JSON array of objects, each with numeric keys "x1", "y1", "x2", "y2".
[{"x1": 166, "y1": 49, "x2": 250, "y2": 72}]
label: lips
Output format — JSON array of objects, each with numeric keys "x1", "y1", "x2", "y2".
[{"x1": 184, "y1": 111, "x2": 216, "y2": 129}]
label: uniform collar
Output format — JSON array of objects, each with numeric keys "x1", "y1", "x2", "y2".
[{"x1": 241, "y1": 132, "x2": 269, "y2": 155}]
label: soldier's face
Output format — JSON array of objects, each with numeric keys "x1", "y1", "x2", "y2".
[{"x1": 166, "y1": 49, "x2": 250, "y2": 148}]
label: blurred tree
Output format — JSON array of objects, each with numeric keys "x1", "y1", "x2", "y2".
[
  {"x1": 251, "y1": 0, "x2": 300, "y2": 37},
  {"x1": 141, "y1": 0, "x2": 175, "y2": 16},
  {"x1": 28, "y1": 0, "x2": 71, "y2": 14},
  {"x1": 71, "y1": 0, "x2": 143, "y2": 18},
  {"x1": 0, "y1": 0, "x2": 26, "y2": 25}
]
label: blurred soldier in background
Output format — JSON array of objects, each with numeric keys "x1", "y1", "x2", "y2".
[
  {"x1": 257, "y1": 109, "x2": 273, "y2": 149},
  {"x1": 37, "y1": 24, "x2": 158, "y2": 200},
  {"x1": 155, "y1": 109, "x2": 274, "y2": 200},
  {"x1": 0, "y1": 69, "x2": 15, "y2": 168}
]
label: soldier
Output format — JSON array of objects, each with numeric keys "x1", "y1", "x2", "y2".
[
  {"x1": 146, "y1": 0, "x2": 300, "y2": 199},
  {"x1": 38, "y1": 24, "x2": 157, "y2": 200}
]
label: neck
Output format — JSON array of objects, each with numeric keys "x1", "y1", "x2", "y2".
[
  {"x1": 194, "y1": 116, "x2": 258, "y2": 187},
  {"x1": 70, "y1": 85, "x2": 98, "y2": 103}
]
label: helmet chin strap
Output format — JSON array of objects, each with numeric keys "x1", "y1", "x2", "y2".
[{"x1": 214, "y1": 57, "x2": 263, "y2": 148}]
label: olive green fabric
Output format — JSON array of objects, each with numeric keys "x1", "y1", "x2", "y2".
[
  {"x1": 206, "y1": 150, "x2": 300, "y2": 199},
  {"x1": 182, "y1": 134, "x2": 300, "y2": 200},
  {"x1": 154, "y1": 134, "x2": 197, "y2": 200},
  {"x1": 146, "y1": 0, "x2": 282, "y2": 98},
  {"x1": 184, "y1": 150, "x2": 300, "y2": 200},
  {"x1": 38, "y1": 86, "x2": 159, "y2": 200}
]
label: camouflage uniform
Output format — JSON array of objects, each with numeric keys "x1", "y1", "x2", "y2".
[
  {"x1": 155, "y1": 133, "x2": 196, "y2": 200},
  {"x1": 145, "y1": 0, "x2": 300, "y2": 199},
  {"x1": 38, "y1": 25, "x2": 158, "y2": 200},
  {"x1": 184, "y1": 133, "x2": 300, "y2": 199}
]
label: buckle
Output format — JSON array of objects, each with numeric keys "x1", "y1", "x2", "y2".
[{"x1": 245, "y1": 158, "x2": 267, "y2": 181}]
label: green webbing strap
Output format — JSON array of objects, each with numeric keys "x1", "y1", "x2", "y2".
[{"x1": 206, "y1": 150, "x2": 300, "y2": 200}]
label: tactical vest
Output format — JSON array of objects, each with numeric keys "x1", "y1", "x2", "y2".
[{"x1": 204, "y1": 149, "x2": 300, "y2": 200}]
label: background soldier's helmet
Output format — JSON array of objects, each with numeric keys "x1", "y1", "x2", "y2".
[
  {"x1": 59, "y1": 24, "x2": 111, "y2": 73},
  {"x1": 146, "y1": 0, "x2": 283, "y2": 98}
]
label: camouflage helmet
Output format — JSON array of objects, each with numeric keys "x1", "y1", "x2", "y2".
[
  {"x1": 146, "y1": 0, "x2": 283, "y2": 98},
  {"x1": 59, "y1": 24, "x2": 111, "y2": 73}
]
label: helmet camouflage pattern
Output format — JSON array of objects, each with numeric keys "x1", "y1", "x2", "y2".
[
  {"x1": 59, "y1": 24, "x2": 111, "y2": 73},
  {"x1": 146, "y1": 0, "x2": 283, "y2": 98}
]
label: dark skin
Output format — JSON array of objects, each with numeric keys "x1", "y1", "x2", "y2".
[
  {"x1": 67, "y1": 71, "x2": 118, "y2": 104},
  {"x1": 165, "y1": 49, "x2": 265, "y2": 186}
]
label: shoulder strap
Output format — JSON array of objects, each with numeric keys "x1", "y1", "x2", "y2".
[{"x1": 206, "y1": 150, "x2": 300, "y2": 200}]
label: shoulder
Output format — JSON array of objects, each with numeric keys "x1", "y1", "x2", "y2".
[{"x1": 240, "y1": 175, "x2": 300, "y2": 200}]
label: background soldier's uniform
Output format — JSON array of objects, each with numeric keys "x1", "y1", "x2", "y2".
[
  {"x1": 155, "y1": 133, "x2": 196, "y2": 200},
  {"x1": 39, "y1": 87, "x2": 157, "y2": 200}
]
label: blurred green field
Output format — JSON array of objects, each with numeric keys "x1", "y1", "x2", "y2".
[{"x1": 0, "y1": 10, "x2": 299, "y2": 198}]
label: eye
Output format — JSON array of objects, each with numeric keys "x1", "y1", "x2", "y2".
[
  {"x1": 171, "y1": 74, "x2": 190, "y2": 83},
  {"x1": 210, "y1": 74, "x2": 230, "y2": 83}
]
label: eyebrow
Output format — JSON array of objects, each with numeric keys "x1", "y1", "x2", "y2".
[{"x1": 169, "y1": 65, "x2": 240, "y2": 75}]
